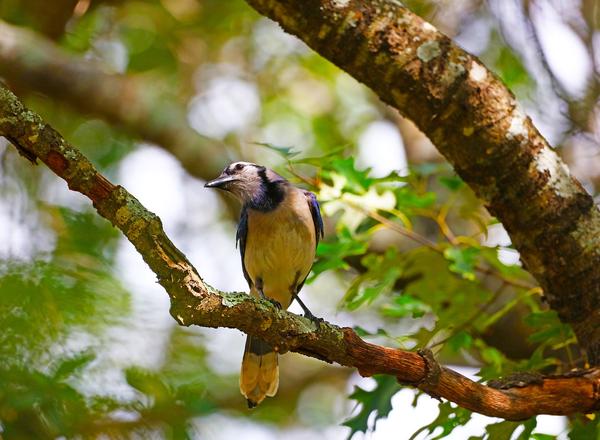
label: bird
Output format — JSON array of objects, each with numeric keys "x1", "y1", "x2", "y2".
[{"x1": 205, "y1": 161, "x2": 324, "y2": 408}]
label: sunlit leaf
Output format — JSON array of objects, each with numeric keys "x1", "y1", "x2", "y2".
[
  {"x1": 443, "y1": 246, "x2": 480, "y2": 281},
  {"x1": 395, "y1": 187, "x2": 437, "y2": 210},
  {"x1": 484, "y1": 419, "x2": 536, "y2": 440},
  {"x1": 446, "y1": 331, "x2": 473, "y2": 352},
  {"x1": 343, "y1": 375, "x2": 401, "y2": 438},
  {"x1": 310, "y1": 227, "x2": 368, "y2": 279},
  {"x1": 328, "y1": 157, "x2": 374, "y2": 194},
  {"x1": 342, "y1": 248, "x2": 404, "y2": 310},
  {"x1": 410, "y1": 401, "x2": 471, "y2": 440},
  {"x1": 381, "y1": 294, "x2": 430, "y2": 319}
]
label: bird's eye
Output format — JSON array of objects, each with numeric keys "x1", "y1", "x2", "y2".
[{"x1": 235, "y1": 163, "x2": 245, "y2": 171}]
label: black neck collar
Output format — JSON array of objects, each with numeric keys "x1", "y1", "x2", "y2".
[{"x1": 245, "y1": 168, "x2": 286, "y2": 212}]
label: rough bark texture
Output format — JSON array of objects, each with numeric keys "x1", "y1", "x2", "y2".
[
  {"x1": 1, "y1": 85, "x2": 599, "y2": 420},
  {"x1": 242, "y1": 0, "x2": 600, "y2": 365},
  {"x1": 0, "y1": 19, "x2": 227, "y2": 181}
]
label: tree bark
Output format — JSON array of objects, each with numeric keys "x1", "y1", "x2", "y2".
[
  {"x1": 242, "y1": 0, "x2": 600, "y2": 364},
  {"x1": 1, "y1": 84, "x2": 599, "y2": 420}
]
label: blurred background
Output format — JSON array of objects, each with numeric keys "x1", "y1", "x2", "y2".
[{"x1": 0, "y1": 0, "x2": 598, "y2": 438}]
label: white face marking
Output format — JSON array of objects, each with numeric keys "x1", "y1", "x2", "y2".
[{"x1": 222, "y1": 162, "x2": 264, "y2": 203}]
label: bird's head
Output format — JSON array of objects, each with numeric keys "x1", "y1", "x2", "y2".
[{"x1": 204, "y1": 162, "x2": 285, "y2": 206}]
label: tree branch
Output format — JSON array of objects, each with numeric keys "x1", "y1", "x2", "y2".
[
  {"x1": 242, "y1": 0, "x2": 600, "y2": 364},
  {"x1": 0, "y1": 19, "x2": 227, "y2": 181},
  {"x1": 1, "y1": 85, "x2": 599, "y2": 420}
]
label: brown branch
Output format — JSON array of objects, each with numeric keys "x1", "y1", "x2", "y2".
[
  {"x1": 241, "y1": 0, "x2": 600, "y2": 364},
  {"x1": 1, "y1": 84, "x2": 599, "y2": 420},
  {"x1": 0, "y1": 19, "x2": 227, "y2": 181}
]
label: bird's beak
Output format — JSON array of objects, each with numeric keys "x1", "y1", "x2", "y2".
[{"x1": 204, "y1": 173, "x2": 237, "y2": 189}]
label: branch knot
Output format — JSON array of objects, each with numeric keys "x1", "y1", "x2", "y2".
[
  {"x1": 396, "y1": 348, "x2": 443, "y2": 400},
  {"x1": 416, "y1": 348, "x2": 442, "y2": 390}
]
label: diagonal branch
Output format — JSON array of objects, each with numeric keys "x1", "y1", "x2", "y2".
[
  {"x1": 242, "y1": 0, "x2": 600, "y2": 364},
  {"x1": 1, "y1": 84, "x2": 598, "y2": 420}
]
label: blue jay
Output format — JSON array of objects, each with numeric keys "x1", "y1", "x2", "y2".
[{"x1": 205, "y1": 162, "x2": 324, "y2": 407}]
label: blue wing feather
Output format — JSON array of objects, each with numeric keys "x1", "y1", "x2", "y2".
[
  {"x1": 236, "y1": 207, "x2": 252, "y2": 288},
  {"x1": 304, "y1": 191, "x2": 324, "y2": 246},
  {"x1": 294, "y1": 191, "x2": 324, "y2": 294}
]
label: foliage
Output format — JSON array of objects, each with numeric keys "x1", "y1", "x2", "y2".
[{"x1": 283, "y1": 148, "x2": 583, "y2": 437}]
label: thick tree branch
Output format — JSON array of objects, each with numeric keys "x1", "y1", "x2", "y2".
[
  {"x1": 0, "y1": 19, "x2": 227, "y2": 181},
  {"x1": 242, "y1": 0, "x2": 600, "y2": 364},
  {"x1": 1, "y1": 85, "x2": 599, "y2": 420}
]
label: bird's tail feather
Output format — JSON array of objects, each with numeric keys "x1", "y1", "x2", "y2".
[{"x1": 240, "y1": 335, "x2": 279, "y2": 407}]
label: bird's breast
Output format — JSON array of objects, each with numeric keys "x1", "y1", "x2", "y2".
[{"x1": 244, "y1": 193, "x2": 316, "y2": 307}]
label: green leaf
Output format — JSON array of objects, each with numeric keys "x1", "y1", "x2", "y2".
[
  {"x1": 402, "y1": 248, "x2": 495, "y2": 342},
  {"x1": 342, "y1": 248, "x2": 404, "y2": 310},
  {"x1": 352, "y1": 326, "x2": 392, "y2": 339},
  {"x1": 310, "y1": 227, "x2": 368, "y2": 280},
  {"x1": 476, "y1": 341, "x2": 511, "y2": 380},
  {"x1": 569, "y1": 415, "x2": 600, "y2": 440},
  {"x1": 381, "y1": 294, "x2": 430, "y2": 319},
  {"x1": 520, "y1": 346, "x2": 560, "y2": 371},
  {"x1": 484, "y1": 418, "x2": 537, "y2": 440},
  {"x1": 125, "y1": 368, "x2": 172, "y2": 403},
  {"x1": 343, "y1": 375, "x2": 401, "y2": 437},
  {"x1": 479, "y1": 247, "x2": 529, "y2": 279},
  {"x1": 254, "y1": 141, "x2": 300, "y2": 159},
  {"x1": 410, "y1": 401, "x2": 471, "y2": 440},
  {"x1": 328, "y1": 157, "x2": 374, "y2": 194},
  {"x1": 447, "y1": 331, "x2": 473, "y2": 352},
  {"x1": 517, "y1": 418, "x2": 538, "y2": 440},
  {"x1": 444, "y1": 246, "x2": 480, "y2": 281},
  {"x1": 395, "y1": 186, "x2": 437, "y2": 210},
  {"x1": 439, "y1": 175, "x2": 464, "y2": 191},
  {"x1": 62, "y1": 6, "x2": 107, "y2": 52},
  {"x1": 485, "y1": 420, "x2": 522, "y2": 440},
  {"x1": 291, "y1": 145, "x2": 347, "y2": 166},
  {"x1": 53, "y1": 352, "x2": 95, "y2": 381},
  {"x1": 495, "y1": 45, "x2": 533, "y2": 89},
  {"x1": 525, "y1": 311, "x2": 575, "y2": 347}
]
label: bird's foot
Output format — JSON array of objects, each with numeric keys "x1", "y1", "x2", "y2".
[
  {"x1": 303, "y1": 310, "x2": 323, "y2": 328},
  {"x1": 291, "y1": 292, "x2": 322, "y2": 328},
  {"x1": 257, "y1": 287, "x2": 282, "y2": 310},
  {"x1": 266, "y1": 298, "x2": 282, "y2": 310}
]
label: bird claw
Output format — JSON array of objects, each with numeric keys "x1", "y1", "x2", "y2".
[
  {"x1": 266, "y1": 298, "x2": 282, "y2": 310},
  {"x1": 257, "y1": 288, "x2": 281, "y2": 310},
  {"x1": 304, "y1": 311, "x2": 323, "y2": 328}
]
